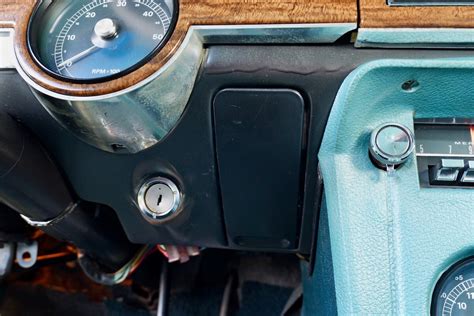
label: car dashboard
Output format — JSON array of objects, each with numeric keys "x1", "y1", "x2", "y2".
[{"x1": 0, "y1": 0, "x2": 474, "y2": 315}]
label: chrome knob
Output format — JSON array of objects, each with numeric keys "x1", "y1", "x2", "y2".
[{"x1": 369, "y1": 123, "x2": 414, "y2": 169}]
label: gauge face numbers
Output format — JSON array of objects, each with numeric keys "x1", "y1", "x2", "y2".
[
  {"x1": 30, "y1": 0, "x2": 176, "y2": 81},
  {"x1": 433, "y1": 258, "x2": 474, "y2": 316}
]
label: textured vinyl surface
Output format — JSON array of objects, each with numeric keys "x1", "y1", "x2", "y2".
[
  {"x1": 356, "y1": 28, "x2": 474, "y2": 48},
  {"x1": 317, "y1": 58, "x2": 474, "y2": 314}
]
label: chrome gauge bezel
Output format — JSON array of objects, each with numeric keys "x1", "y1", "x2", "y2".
[
  {"x1": 431, "y1": 256, "x2": 474, "y2": 316},
  {"x1": 27, "y1": 0, "x2": 179, "y2": 84}
]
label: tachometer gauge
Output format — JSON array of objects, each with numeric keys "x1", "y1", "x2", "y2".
[
  {"x1": 28, "y1": 0, "x2": 177, "y2": 82},
  {"x1": 432, "y1": 257, "x2": 474, "y2": 316}
]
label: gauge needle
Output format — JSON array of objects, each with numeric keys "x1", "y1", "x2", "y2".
[{"x1": 58, "y1": 45, "x2": 100, "y2": 68}]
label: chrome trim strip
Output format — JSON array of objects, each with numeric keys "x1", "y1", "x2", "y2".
[
  {"x1": 21, "y1": 201, "x2": 79, "y2": 227},
  {"x1": 356, "y1": 28, "x2": 474, "y2": 49},
  {"x1": 193, "y1": 23, "x2": 356, "y2": 44}
]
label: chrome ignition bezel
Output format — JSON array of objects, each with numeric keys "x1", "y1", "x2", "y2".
[{"x1": 137, "y1": 177, "x2": 182, "y2": 224}]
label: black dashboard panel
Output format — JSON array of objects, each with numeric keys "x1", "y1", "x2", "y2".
[
  {"x1": 1, "y1": 46, "x2": 473, "y2": 254},
  {"x1": 214, "y1": 89, "x2": 306, "y2": 250}
]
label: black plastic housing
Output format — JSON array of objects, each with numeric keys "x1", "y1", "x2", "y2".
[{"x1": 0, "y1": 111, "x2": 134, "y2": 268}]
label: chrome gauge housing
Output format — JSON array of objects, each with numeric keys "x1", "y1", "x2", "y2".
[
  {"x1": 28, "y1": 0, "x2": 178, "y2": 82},
  {"x1": 432, "y1": 257, "x2": 474, "y2": 316}
]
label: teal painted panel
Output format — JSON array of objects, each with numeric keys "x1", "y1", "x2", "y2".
[
  {"x1": 356, "y1": 28, "x2": 474, "y2": 48},
  {"x1": 302, "y1": 196, "x2": 338, "y2": 316},
  {"x1": 316, "y1": 58, "x2": 474, "y2": 315}
]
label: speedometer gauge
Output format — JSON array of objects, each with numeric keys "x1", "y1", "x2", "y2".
[
  {"x1": 28, "y1": 0, "x2": 177, "y2": 82},
  {"x1": 432, "y1": 257, "x2": 474, "y2": 316}
]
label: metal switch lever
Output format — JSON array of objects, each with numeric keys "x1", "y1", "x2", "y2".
[
  {"x1": 435, "y1": 159, "x2": 464, "y2": 182},
  {"x1": 461, "y1": 161, "x2": 474, "y2": 183}
]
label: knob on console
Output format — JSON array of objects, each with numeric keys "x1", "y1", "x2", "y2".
[{"x1": 369, "y1": 123, "x2": 415, "y2": 169}]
